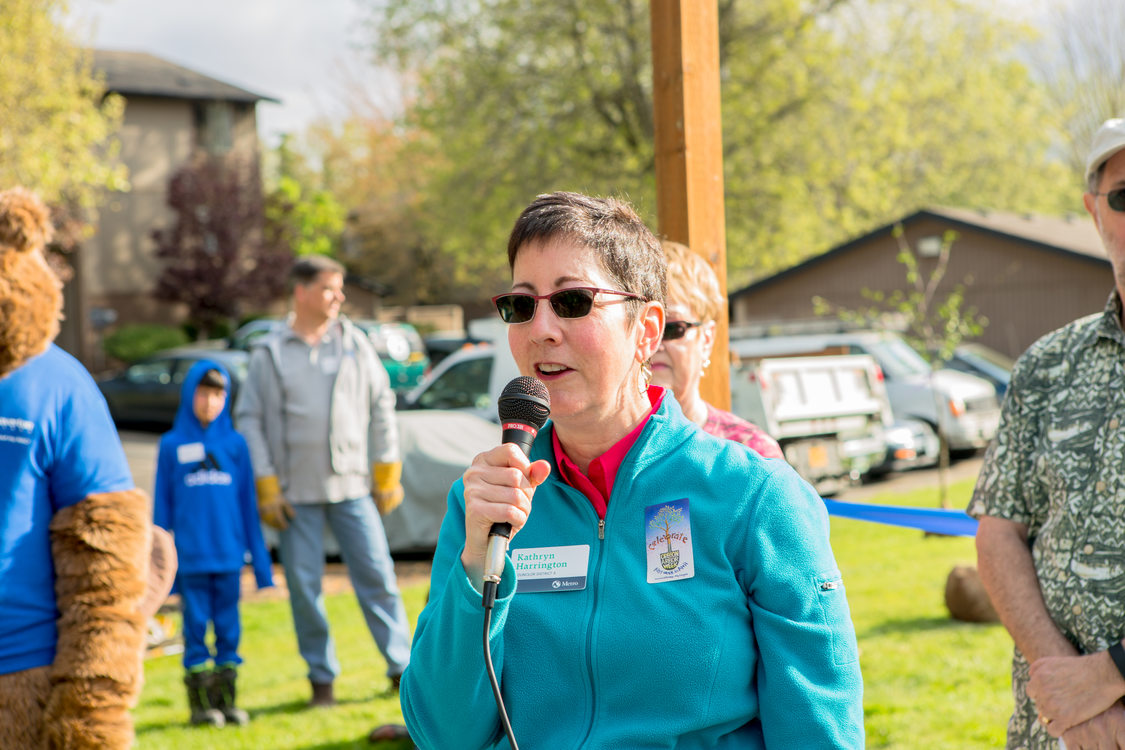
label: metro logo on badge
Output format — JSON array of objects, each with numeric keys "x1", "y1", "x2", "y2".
[{"x1": 645, "y1": 498, "x2": 695, "y2": 583}]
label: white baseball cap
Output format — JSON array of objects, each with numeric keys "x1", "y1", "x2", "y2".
[{"x1": 1086, "y1": 118, "x2": 1125, "y2": 184}]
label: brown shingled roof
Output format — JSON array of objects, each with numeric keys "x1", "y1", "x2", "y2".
[
  {"x1": 928, "y1": 206, "x2": 1106, "y2": 261},
  {"x1": 92, "y1": 49, "x2": 278, "y2": 104},
  {"x1": 731, "y1": 206, "x2": 1108, "y2": 300}
]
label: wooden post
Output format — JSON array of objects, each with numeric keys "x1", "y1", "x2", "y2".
[{"x1": 650, "y1": 0, "x2": 730, "y2": 409}]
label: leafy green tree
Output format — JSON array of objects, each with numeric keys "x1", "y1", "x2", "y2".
[
  {"x1": 732, "y1": 1, "x2": 1076, "y2": 280},
  {"x1": 303, "y1": 113, "x2": 463, "y2": 307},
  {"x1": 814, "y1": 228, "x2": 986, "y2": 366},
  {"x1": 152, "y1": 155, "x2": 292, "y2": 338},
  {"x1": 366, "y1": 0, "x2": 662, "y2": 293},
  {"x1": 0, "y1": 0, "x2": 127, "y2": 218},
  {"x1": 264, "y1": 175, "x2": 347, "y2": 258},
  {"x1": 1028, "y1": 0, "x2": 1125, "y2": 181},
  {"x1": 263, "y1": 135, "x2": 348, "y2": 258},
  {"x1": 102, "y1": 323, "x2": 190, "y2": 364},
  {"x1": 2, "y1": 0, "x2": 128, "y2": 281},
  {"x1": 366, "y1": 0, "x2": 853, "y2": 289},
  {"x1": 361, "y1": 0, "x2": 1073, "y2": 291},
  {"x1": 813, "y1": 226, "x2": 986, "y2": 508}
]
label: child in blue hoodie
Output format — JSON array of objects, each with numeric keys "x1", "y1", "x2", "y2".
[{"x1": 154, "y1": 360, "x2": 273, "y2": 728}]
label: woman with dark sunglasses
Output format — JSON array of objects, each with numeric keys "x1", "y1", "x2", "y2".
[
  {"x1": 650, "y1": 240, "x2": 783, "y2": 461},
  {"x1": 400, "y1": 191, "x2": 864, "y2": 749}
]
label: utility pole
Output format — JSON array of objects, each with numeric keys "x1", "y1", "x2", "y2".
[{"x1": 650, "y1": 1, "x2": 730, "y2": 409}]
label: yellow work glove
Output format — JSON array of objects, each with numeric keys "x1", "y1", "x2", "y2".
[
  {"x1": 256, "y1": 475, "x2": 296, "y2": 530},
  {"x1": 371, "y1": 462, "x2": 404, "y2": 516}
]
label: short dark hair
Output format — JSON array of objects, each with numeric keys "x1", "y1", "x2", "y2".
[
  {"x1": 198, "y1": 368, "x2": 227, "y2": 391},
  {"x1": 505, "y1": 192, "x2": 666, "y2": 312},
  {"x1": 289, "y1": 255, "x2": 345, "y2": 290}
]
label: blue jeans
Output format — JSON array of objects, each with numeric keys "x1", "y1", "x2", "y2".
[
  {"x1": 277, "y1": 497, "x2": 411, "y2": 684},
  {"x1": 179, "y1": 571, "x2": 243, "y2": 670}
]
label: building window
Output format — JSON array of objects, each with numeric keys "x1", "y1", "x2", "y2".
[{"x1": 193, "y1": 101, "x2": 233, "y2": 154}]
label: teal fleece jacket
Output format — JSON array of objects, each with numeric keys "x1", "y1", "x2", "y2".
[{"x1": 401, "y1": 396, "x2": 864, "y2": 749}]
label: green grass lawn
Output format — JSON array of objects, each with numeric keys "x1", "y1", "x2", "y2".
[
  {"x1": 135, "y1": 586, "x2": 429, "y2": 750},
  {"x1": 134, "y1": 477, "x2": 1013, "y2": 748},
  {"x1": 834, "y1": 477, "x2": 1012, "y2": 748}
]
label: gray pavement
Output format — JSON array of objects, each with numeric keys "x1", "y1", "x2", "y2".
[{"x1": 839, "y1": 453, "x2": 985, "y2": 503}]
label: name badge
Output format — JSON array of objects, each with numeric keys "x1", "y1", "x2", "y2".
[
  {"x1": 177, "y1": 442, "x2": 205, "y2": 464},
  {"x1": 645, "y1": 498, "x2": 695, "y2": 583},
  {"x1": 512, "y1": 544, "x2": 589, "y2": 593}
]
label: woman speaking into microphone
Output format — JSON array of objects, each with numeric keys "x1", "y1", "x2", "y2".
[{"x1": 400, "y1": 191, "x2": 864, "y2": 749}]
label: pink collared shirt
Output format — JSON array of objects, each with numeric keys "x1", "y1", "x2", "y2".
[{"x1": 551, "y1": 386, "x2": 666, "y2": 519}]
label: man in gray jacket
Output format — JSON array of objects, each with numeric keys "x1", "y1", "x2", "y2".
[{"x1": 236, "y1": 255, "x2": 410, "y2": 707}]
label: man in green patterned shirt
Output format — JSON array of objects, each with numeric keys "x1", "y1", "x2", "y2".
[{"x1": 971, "y1": 118, "x2": 1125, "y2": 750}]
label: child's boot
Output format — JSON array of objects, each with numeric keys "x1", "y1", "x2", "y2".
[
  {"x1": 184, "y1": 668, "x2": 225, "y2": 727},
  {"x1": 210, "y1": 664, "x2": 249, "y2": 726}
]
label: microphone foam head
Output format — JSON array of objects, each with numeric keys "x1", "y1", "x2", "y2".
[{"x1": 498, "y1": 376, "x2": 551, "y2": 429}]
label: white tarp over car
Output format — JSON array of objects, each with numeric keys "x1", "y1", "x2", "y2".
[
  {"x1": 381, "y1": 409, "x2": 501, "y2": 553},
  {"x1": 259, "y1": 409, "x2": 500, "y2": 555}
]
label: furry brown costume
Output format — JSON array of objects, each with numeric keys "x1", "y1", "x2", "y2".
[
  {"x1": 0, "y1": 187, "x2": 62, "y2": 378},
  {"x1": 0, "y1": 187, "x2": 151, "y2": 749}
]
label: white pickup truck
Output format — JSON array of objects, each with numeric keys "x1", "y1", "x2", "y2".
[
  {"x1": 730, "y1": 354, "x2": 892, "y2": 494},
  {"x1": 729, "y1": 329, "x2": 1001, "y2": 452}
]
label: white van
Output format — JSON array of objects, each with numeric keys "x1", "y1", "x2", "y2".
[{"x1": 729, "y1": 329, "x2": 1000, "y2": 451}]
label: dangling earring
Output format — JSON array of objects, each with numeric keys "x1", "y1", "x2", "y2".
[
  {"x1": 638, "y1": 360, "x2": 653, "y2": 394},
  {"x1": 701, "y1": 357, "x2": 711, "y2": 377}
]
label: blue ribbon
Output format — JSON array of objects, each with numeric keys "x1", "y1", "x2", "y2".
[{"x1": 822, "y1": 498, "x2": 978, "y2": 537}]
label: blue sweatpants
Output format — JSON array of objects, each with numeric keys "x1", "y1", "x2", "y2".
[{"x1": 179, "y1": 571, "x2": 243, "y2": 670}]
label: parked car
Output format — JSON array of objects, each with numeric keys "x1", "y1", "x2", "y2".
[
  {"x1": 938, "y1": 343, "x2": 1013, "y2": 398},
  {"x1": 353, "y1": 320, "x2": 430, "y2": 392},
  {"x1": 422, "y1": 332, "x2": 490, "y2": 367},
  {"x1": 381, "y1": 409, "x2": 500, "y2": 553},
  {"x1": 228, "y1": 318, "x2": 430, "y2": 392},
  {"x1": 729, "y1": 329, "x2": 1001, "y2": 452},
  {"x1": 258, "y1": 408, "x2": 502, "y2": 555},
  {"x1": 399, "y1": 342, "x2": 506, "y2": 422},
  {"x1": 871, "y1": 418, "x2": 941, "y2": 476},
  {"x1": 96, "y1": 347, "x2": 249, "y2": 430},
  {"x1": 226, "y1": 318, "x2": 277, "y2": 351}
]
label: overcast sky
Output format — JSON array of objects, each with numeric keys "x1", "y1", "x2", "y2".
[{"x1": 68, "y1": 0, "x2": 384, "y2": 147}]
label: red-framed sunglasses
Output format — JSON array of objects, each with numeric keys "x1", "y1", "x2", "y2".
[{"x1": 492, "y1": 287, "x2": 646, "y2": 324}]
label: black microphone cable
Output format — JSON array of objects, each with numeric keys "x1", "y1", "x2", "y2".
[
  {"x1": 480, "y1": 376, "x2": 550, "y2": 750},
  {"x1": 483, "y1": 582, "x2": 519, "y2": 750}
]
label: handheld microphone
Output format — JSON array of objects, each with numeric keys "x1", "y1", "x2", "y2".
[{"x1": 483, "y1": 376, "x2": 551, "y2": 591}]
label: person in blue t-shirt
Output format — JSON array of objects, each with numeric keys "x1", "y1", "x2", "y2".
[
  {"x1": 154, "y1": 360, "x2": 273, "y2": 728},
  {"x1": 0, "y1": 186, "x2": 152, "y2": 750}
]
